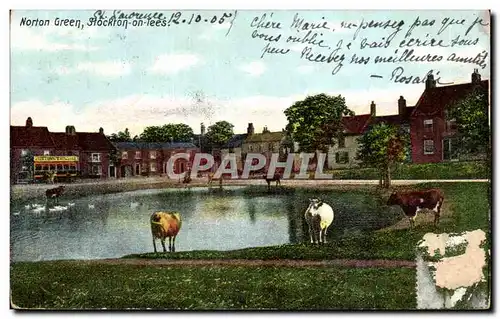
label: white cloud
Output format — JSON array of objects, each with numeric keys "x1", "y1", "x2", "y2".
[
  {"x1": 148, "y1": 53, "x2": 202, "y2": 75},
  {"x1": 11, "y1": 27, "x2": 99, "y2": 52},
  {"x1": 239, "y1": 61, "x2": 266, "y2": 77},
  {"x1": 76, "y1": 61, "x2": 131, "y2": 77},
  {"x1": 54, "y1": 61, "x2": 131, "y2": 77}
]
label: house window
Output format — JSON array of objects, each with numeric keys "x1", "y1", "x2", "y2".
[
  {"x1": 338, "y1": 134, "x2": 346, "y2": 148},
  {"x1": 269, "y1": 143, "x2": 274, "y2": 152},
  {"x1": 423, "y1": 119, "x2": 434, "y2": 132},
  {"x1": 446, "y1": 119, "x2": 457, "y2": 132},
  {"x1": 150, "y1": 162, "x2": 157, "y2": 172},
  {"x1": 122, "y1": 151, "x2": 128, "y2": 159},
  {"x1": 43, "y1": 150, "x2": 50, "y2": 155},
  {"x1": 443, "y1": 138, "x2": 459, "y2": 161},
  {"x1": 335, "y1": 151, "x2": 349, "y2": 164},
  {"x1": 423, "y1": 140, "x2": 434, "y2": 155},
  {"x1": 91, "y1": 164, "x2": 102, "y2": 175},
  {"x1": 135, "y1": 151, "x2": 141, "y2": 159},
  {"x1": 248, "y1": 145, "x2": 253, "y2": 152},
  {"x1": 150, "y1": 151, "x2": 156, "y2": 159},
  {"x1": 91, "y1": 153, "x2": 101, "y2": 162}
]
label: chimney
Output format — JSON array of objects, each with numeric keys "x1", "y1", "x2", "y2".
[
  {"x1": 262, "y1": 126, "x2": 269, "y2": 133},
  {"x1": 425, "y1": 73, "x2": 437, "y2": 90},
  {"x1": 471, "y1": 69, "x2": 481, "y2": 84},
  {"x1": 247, "y1": 123, "x2": 255, "y2": 135},
  {"x1": 398, "y1": 96, "x2": 407, "y2": 115},
  {"x1": 370, "y1": 101, "x2": 376, "y2": 117},
  {"x1": 64, "y1": 126, "x2": 77, "y2": 135},
  {"x1": 99, "y1": 127, "x2": 104, "y2": 134},
  {"x1": 200, "y1": 122, "x2": 206, "y2": 136},
  {"x1": 26, "y1": 117, "x2": 33, "y2": 128}
]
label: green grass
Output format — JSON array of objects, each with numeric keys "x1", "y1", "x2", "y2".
[
  {"x1": 11, "y1": 262, "x2": 416, "y2": 310},
  {"x1": 126, "y1": 182, "x2": 490, "y2": 262},
  {"x1": 10, "y1": 181, "x2": 490, "y2": 310},
  {"x1": 328, "y1": 161, "x2": 489, "y2": 180}
]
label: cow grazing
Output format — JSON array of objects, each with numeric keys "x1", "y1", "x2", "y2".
[
  {"x1": 45, "y1": 186, "x2": 65, "y2": 203},
  {"x1": 265, "y1": 173, "x2": 281, "y2": 191},
  {"x1": 304, "y1": 198, "x2": 334, "y2": 244},
  {"x1": 150, "y1": 211, "x2": 182, "y2": 253},
  {"x1": 387, "y1": 189, "x2": 444, "y2": 229}
]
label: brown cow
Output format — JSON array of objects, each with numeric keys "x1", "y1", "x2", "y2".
[
  {"x1": 387, "y1": 189, "x2": 444, "y2": 229},
  {"x1": 150, "y1": 211, "x2": 182, "y2": 253},
  {"x1": 45, "y1": 186, "x2": 65, "y2": 203}
]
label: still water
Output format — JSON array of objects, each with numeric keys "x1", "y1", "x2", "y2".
[{"x1": 10, "y1": 186, "x2": 401, "y2": 262}]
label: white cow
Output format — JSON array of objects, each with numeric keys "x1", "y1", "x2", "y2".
[{"x1": 304, "y1": 198, "x2": 334, "y2": 244}]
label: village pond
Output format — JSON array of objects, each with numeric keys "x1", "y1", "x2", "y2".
[{"x1": 10, "y1": 186, "x2": 403, "y2": 262}]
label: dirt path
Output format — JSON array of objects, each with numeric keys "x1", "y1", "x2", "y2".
[{"x1": 75, "y1": 258, "x2": 416, "y2": 269}]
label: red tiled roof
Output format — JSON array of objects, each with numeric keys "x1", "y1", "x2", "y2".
[
  {"x1": 50, "y1": 133, "x2": 81, "y2": 150},
  {"x1": 412, "y1": 80, "x2": 489, "y2": 117},
  {"x1": 10, "y1": 126, "x2": 55, "y2": 148},
  {"x1": 77, "y1": 132, "x2": 116, "y2": 151},
  {"x1": 342, "y1": 115, "x2": 372, "y2": 134},
  {"x1": 372, "y1": 107, "x2": 414, "y2": 126}
]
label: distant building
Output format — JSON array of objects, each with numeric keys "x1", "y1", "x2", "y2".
[
  {"x1": 409, "y1": 69, "x2": 489, "y2": 164},
  {"x1": 241, "y1": 124, "x2": 287, "y2": 171},
  {"x1": 114, "y1": 142, "x2": 199, "y2": 177},
  {"x1": 220, "y1": 133, "x2": 247, "y2": 171}
]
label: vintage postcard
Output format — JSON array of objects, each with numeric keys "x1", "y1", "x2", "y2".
[{"x1": 9, "y1": 8, "x2": 491, "y2": 310}]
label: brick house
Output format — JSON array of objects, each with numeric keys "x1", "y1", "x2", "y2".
[
  {"x1": 241, "y1": 124, "x2": 287, "y2": 172},
  {"x1": 10, "y1": 117, "x2": 56, "y2": 184},
  {"x1": 328, "y1": 99, "x2": 414, "y2": 169},
  {"x1": 114, "y1": 142, "x2": 199, "y2": 178},
  {"x1": 10, "y1": 117, "x2": 117, "y2": 184},
  {"x1": 76, "y1": 127, "x2": 117, "y2": 179},
  {"x1": 409, "y1": 70, "x2": 489, "y2": 164},
  {"x1": 220, "y1": 133, "x2": 248, "y2": 171}
]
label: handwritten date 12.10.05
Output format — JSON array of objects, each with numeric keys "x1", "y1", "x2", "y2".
[{"x1": 89, "y1": 10, "x2": 235, "y2": 27}]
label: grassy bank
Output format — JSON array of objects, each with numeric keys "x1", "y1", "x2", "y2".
[
  {"x1": 126, "y1": 182, "x2": 490, "y2": 261},
  {"x1": 10, "y1": 182, "x2": 490, "y2": 310},
  {"x1": 329, "y1": 161, "x2": 488, "y2": 180},
  {"x1": 11, "y1": 262, "x2": 415, "y2": 310}
]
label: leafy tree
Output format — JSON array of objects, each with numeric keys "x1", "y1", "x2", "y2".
[
  {"x1": 356, "y1": 123, "x2": 409, "y2": 188},
  {"x1": 205, "y1": 121, "x2": 234, "y2": 147},
  {"x1": 284, "y1": 94, "x2": 354, "y2": 153},
  {"x1": 108, "y1": 128, "x2": 132, "y2": 142},
  {"x1": 446, "y1": 86, "x2": 490, "y2": 159},
  {"x1": 139, "y1": 124, "x2": 194, "y2": 143}
]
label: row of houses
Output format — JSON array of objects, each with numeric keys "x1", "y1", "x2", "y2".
[
  {"x1": 219, "y1": 69, "x2": 489, "y2": 169},
  {"x1": 10, "y1": 70, "x2": 488, "y2": 184},
  {"x1": 10, "y1": 120, "x2": 198, "y2": 184}
]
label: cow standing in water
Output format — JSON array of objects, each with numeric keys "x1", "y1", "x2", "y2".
[
  {"x1": 387, "y1": 189, "x2": 444, "y2": 229},
  {"x1": 45, "y1": 186, "x2": 65, "y2": 204}
]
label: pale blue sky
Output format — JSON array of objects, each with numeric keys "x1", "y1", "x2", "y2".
[{"x1": 10, "y1": 10, "x2": 490, "y2": 136}]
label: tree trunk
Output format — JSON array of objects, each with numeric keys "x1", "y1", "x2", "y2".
[
  {"x1": 386, "y1": 164, "x2": 391, "y2": 188},
  {"x1": 382, "y1": 163, "x2": 391, "y2": 188}
]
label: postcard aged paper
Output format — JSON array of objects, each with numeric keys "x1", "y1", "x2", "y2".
[{"x1": 10, "y1": 9, "x2": 491, "y2": 310}]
